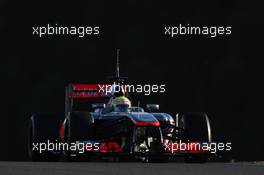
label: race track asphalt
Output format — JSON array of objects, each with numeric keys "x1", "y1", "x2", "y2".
[{"x1": 0, "y1": 161, "x2": 264, "y2": 175}]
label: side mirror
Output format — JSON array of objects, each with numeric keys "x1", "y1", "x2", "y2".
[
  {"x1": 146, "y1": 104, "x2": 159, "y2": 112},
  {"x1": 130, "y1": 107, "x2": 145, "y2": 112},
  {"x1": 92, "y1": 103, "x2": 106, "y2": 109}
]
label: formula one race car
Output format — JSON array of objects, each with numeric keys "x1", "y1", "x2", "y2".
[{"x1": 27, "y1": 55, "x2": 212, "y2": 163}]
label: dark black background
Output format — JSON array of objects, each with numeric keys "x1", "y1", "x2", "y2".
[{"x1": 1, "y1": 0, "x2": 262, "y2": 160}]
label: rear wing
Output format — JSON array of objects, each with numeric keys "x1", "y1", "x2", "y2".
[{"x1": 65, "y1": 84, "x2": 111, "y2": 114}]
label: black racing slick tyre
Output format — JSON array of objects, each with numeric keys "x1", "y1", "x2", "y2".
[
  {"x1": 181, "y1": 112, "x2": 212, "y2": 163},
  {"x1": 28, "y1": 114, "x2": 61, "y2": 161},
  {"x1": 63, "y1": 111, "x2": 95, "y2": 161}
]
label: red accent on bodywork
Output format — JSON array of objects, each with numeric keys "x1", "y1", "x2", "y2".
[
  {"x1": 59, "y1": 122, "x2": 65, "y2": 139},
  {"x1": 126, "y1": 114, "x2": 160, "y2": 127},
  {"x1": 187, "y1": 142, "x2": 205, "y2": 153},
  {"x1": 99, "y1": 141, "x2": 122, "y2": 153},
  {"x1": 70, "y1": 84, "x2": 110, "y2": 99},
  {"x1": 134, "y1": 121, "x2": 160, "y2": 127},
  {"x1": 166, "y1": 141, "x2": 206, "y2": 154}
]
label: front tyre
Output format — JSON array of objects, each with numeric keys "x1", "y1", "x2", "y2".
[{"x1": 180, "y1": 112, "x2": 211, "y2": 163}]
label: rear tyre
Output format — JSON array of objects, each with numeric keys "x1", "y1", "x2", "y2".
[
  {"x1": 63, "y1": 111, "x2": 94, "y2": 161},
  {"x1": 28, "y1": 114, "x2": 61, "y2": 161}
]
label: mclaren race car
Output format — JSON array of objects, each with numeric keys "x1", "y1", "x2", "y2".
[
  {"x1": 28, "y1": 55, "x2": 212, "y2": 163},
  {"x1": 28, "y1": 84, "x2": 213, "y2": 163}
]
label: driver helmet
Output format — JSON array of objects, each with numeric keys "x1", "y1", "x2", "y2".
[{"x1": 111, "y1": 96, "x2": 131, "y2": 112}]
